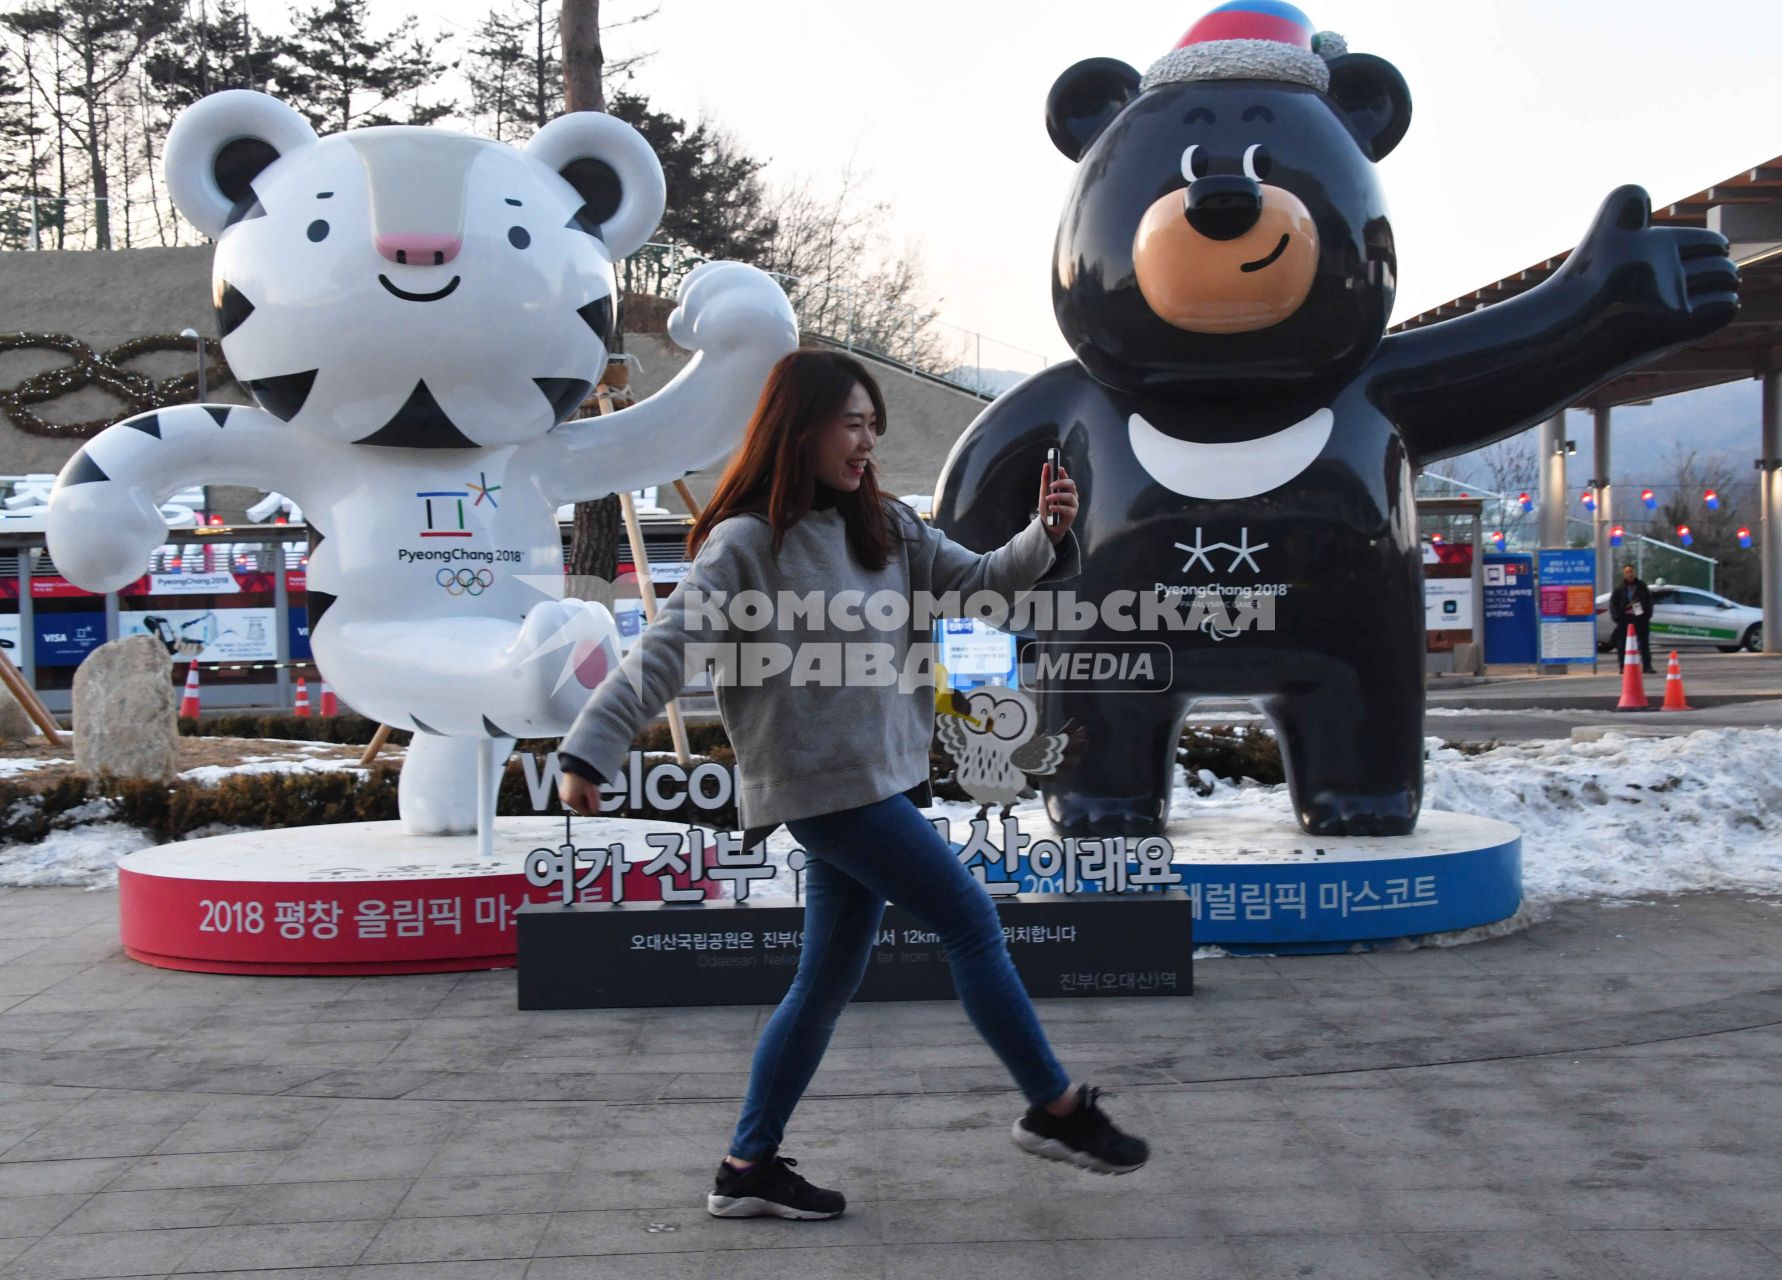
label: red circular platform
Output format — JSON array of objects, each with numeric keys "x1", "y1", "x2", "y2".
[{"x1": 118, "y1": 817, "x2": 711, "y2": 975}]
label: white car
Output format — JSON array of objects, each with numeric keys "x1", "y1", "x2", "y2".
[{"x1": 1595, "y1": 585, "x2": 1763, "y2": 654}]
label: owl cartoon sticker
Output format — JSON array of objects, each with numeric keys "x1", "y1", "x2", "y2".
[{"x1": 936, "y1": 685, "x2": 1085, "y2": 822}]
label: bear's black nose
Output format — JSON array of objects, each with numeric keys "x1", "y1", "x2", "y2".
[{"x1": 1185, "y1": 176, "x2": 1263, "y2": 241}]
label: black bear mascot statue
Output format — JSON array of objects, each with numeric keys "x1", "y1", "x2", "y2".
[{"x1": 933, "y1": 3, "x2": 1739, "y2": 838}]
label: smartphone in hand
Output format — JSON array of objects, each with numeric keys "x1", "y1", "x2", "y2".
[{"x1": 1045, "y1": 444, "x2": 1062, "y2": 528}]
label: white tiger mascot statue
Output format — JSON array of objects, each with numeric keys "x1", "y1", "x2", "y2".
[{"x1": 45, "y1": 90, "x2": 798, "y2": 834}]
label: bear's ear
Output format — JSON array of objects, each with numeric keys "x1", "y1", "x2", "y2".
[
  {"x1": 1046, "y1": 58, "x2": 1141, "y2": 162},
  {"x1": 164, "y1": 90, "x2": 319, "y2": 237},
  {"x1": 1326, "y1": 53, "x2": 1412, "y2": 161},
  {"x1": 526, "y1": 111, "x2": 666, "y2": 260}
]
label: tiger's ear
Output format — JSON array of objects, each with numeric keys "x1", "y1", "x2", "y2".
[
  {"x1": 165, "y1": 91, "x2": 319, "y2": 237},
  {"x1": 525, "y1": 111, "x2": 665, "y2": 260}
]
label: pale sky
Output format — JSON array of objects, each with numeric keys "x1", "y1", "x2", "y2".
[{"x1": 249, "y1": 0, "x2": 1782, "y2": 369}]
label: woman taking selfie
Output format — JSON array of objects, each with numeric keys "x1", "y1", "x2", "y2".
[{"x1": 558, "y1": 348, "x2": 1148, "y2": 1221}]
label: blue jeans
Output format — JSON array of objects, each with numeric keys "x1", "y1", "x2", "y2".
[{"x1": 727, "y1": 792, "x2": 1072, "y2": 1160}]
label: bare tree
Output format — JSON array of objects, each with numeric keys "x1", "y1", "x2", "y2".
[
  {"x1": 1472, "y1": 434, "x2": 1538, "y2": 498},
  {"x1": 0, "y1": 35, "x2": 50, "y2": 247},
  {"x1": 464, "y1": 1, "x2": 533, "y2": 142},
  {"x1": 1653, "y1": 443, "x2": 1757, "y2": 600},
  {"x1": 2, "y1": 0, "x2": 180, "y2": 249},
  {"x1": 761, "y1": 165, "x2": 949, "y2": 369}
]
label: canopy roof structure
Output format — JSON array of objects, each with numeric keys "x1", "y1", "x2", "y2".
[
  {"x1": 1389, "y1": 159, "x2": 1782, "y2": 409},
  {"x1": 1390, "y1": 157, "x2": 1782, "y2": 654}
]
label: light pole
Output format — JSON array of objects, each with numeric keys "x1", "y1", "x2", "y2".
[{"x1": 180, "y1": 327, "x2": 206, "y2": 401}]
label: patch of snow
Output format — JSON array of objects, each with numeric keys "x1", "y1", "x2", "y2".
[
  {"x1": 1422, "y1": 727, "x2": 1782, "y2": 905},
  {"x1": 58, "y1": 798, "x2": 115, "y2": 825},
  {"x1": 1425, "y1": 705, "x2": 1570, "y2": 716},
  {"x1": 918, "y1": 727, "x2": 1782, "y2": 914},
  {"x1": 0, "y1": 822, "x2": 152, "y2": 889},
  {"x1": 0, "y1": 757, "x2": 70, "y2": 778},
  {"x1": 178, "y1": 758, "x2": 367, "y2": 784}
]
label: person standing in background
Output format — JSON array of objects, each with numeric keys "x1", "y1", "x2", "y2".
[{"x1": 1611, "y1": 563, "x2": 1655, "y2": 673}]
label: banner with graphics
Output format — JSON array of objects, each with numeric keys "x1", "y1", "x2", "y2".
[
  {"x1": 120, "y1": 608, "x2": 278, "y2": 663},
  {"x1": 34, "y1": 611, "x2": 106, "y2": 665},
  {"x1": 1537, "y1": 550, "x2": 1598, "y2": 665}
]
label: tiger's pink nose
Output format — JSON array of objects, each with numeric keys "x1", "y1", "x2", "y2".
[{"x1": 375, "y1": 233, "x2": 462, "y2": 266}]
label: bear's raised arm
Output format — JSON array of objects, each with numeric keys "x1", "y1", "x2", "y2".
[
  {"x1": 529, "y1": 261, "x2": 798, "y2": 505},
  {"x1": 1371, "y1": 186, "x2": 1739, "y2": 467}
]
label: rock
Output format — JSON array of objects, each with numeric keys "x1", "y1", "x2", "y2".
[
  {"x1": 0, "y1": 679, "x2": 35, "y2": 742},
  {"x1": 73, "y1": 635, "x2": 177, "y2": 780}
]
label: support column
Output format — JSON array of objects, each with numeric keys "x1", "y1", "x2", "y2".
[
  {"x1": 17, "y1": 547, "x2": 34, "y2": 688},
  {"x1": 1593, "y1": 405, "x2": 1614, "y2": 594},
  {"x1": 1469, "y1": 507, "x2": 1485, "y2": 674},
  {"x1": 272, "y1": 543, "x2": 292, "y2": 709},
  {"x1": 1538, "y1": 412, "x2": 1568, "y2": 548},
  {"x1": 1763, "y1": 372, "x2": 1781, "y2": 654}
]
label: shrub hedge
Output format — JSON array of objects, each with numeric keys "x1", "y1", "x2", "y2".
[
  {"x1": 0, "y1": 767, "x2": 403, "y2": 846},
  {"x1": 180, "y1": 714, "x2": 408, "y2": 745}
]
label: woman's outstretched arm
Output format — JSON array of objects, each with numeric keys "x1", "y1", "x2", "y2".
[
  {"x1": 557, "y1": 519, "x2": 756, "y2": 802},
  {"x1": 909, "y1": 463, "x2": 1081, "y2": 600}
]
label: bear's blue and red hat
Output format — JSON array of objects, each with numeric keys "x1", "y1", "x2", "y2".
[{"x1": 1140, "y1": 2, "x2": 1348, "y2": 95}]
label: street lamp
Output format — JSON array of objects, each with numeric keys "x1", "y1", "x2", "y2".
[{"x1": 179, "y1": 327, "x2": 206, "y2": 401}]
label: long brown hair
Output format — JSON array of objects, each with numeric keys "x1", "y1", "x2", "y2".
[{"x1": 688, "y1": 348, "x2": 900, "y2": 569}]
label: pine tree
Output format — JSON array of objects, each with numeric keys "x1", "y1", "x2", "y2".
[
  {"x1": 141, "y1": 0, "x2": 273, "y2": 114},
  {"x1": 0, "y1": 40, "x2": 51, "y2": 248},
  {"x1": 464, "y1": 0, "x2": 558, "y2": 142},
  {"x1": 610, "y1": 91, "x2": 776, "y2": 271},
  {"x1": 270, "y1": 0, "x2": 457, "y2": 134}
]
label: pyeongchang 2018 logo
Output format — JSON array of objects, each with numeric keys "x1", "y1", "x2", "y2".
[{"x1": 1155, "y1": 525, "x2": 1284, "y2": 644}]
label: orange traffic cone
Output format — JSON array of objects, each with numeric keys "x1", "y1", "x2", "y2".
[
  {"x1": 1615, "y1": 627, "x2": 1650, "y2": 711},
  {"x1": 179, "y1": 664, "x2": 201, "y2": 718},
  {"x1": 319, "y1": 680, "x2": 338, "y2": 717},
  {"x1": 293, "y1": 677, "x2": 311, "y2": 717},
  {"x1": 1661, "y1": 650, "x2": 1695, "y2": 712}
]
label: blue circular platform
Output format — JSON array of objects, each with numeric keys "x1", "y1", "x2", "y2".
[{"x1": 957, "y1": 807, "x2": 1522, "y2": 954}]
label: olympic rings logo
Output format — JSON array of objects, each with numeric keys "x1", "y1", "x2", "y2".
[{"x1": 437, "y1": 567, "x2": 495, "y2": 596}]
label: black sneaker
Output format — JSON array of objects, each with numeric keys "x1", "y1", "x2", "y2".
[
  {"x1": 1012, "y1": 1085, "x2": 1149, "y2": 1174},
  {"x1": 707, "y1": 1153, "x2": 845, "y2": 1220}
]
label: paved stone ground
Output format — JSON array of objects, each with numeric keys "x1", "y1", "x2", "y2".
[{"x1": 0, "y1": 886, "x2": 1778, "y2": 1279}]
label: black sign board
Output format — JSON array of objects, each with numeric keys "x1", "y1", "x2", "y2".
[{"x1": 517, "y1": 892, "x2": 1192, "y2": 1010}]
